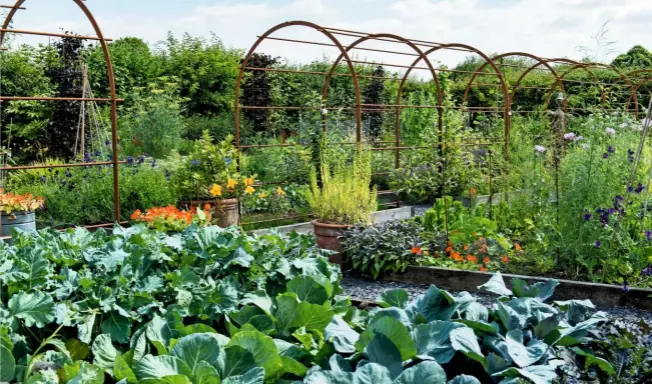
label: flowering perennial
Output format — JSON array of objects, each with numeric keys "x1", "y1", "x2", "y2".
[{"x1": 0, "y1": 189, "x2": 45, "y2": 214}]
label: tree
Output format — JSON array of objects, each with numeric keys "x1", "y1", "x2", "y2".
[
  {"x1": 362, "y1": 65, "x2": 386, "y2": 141},
  {"x1": 241, "y1": 53, "x2": 279, "y2": 133},
  {"x1": 612, "y1": 45, "x2": 652, "y2": 69}
]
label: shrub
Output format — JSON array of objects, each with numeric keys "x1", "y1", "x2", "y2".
[
  {"x1": 343, "y1": 219, "x2": 425, "y2": 279},
  {"x1": 307, "y1": 145, "x2": 377, "y2": 225}
]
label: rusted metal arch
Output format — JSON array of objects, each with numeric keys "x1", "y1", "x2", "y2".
[
  {"x1": 233, "y1": 21, "x2": 361, "y2": 149},
  {"x1": 0, "y1": 0, "x2": 121, "y2": 226},
  {"x1": 625, "y1": 69, "x2": 652, "y2": 112},
  {"x1": 322, "y1": 33, "x2": 443, "y2": 167},
  {"x1": 461, "y1": 52, "x2": 566, "y2": 109},
  {"x1": 544, "y1": 62, "x2": 637, "y2": 115},
  {"x1": 408, "y1": 44, "x2": 510, "y2": 151}
]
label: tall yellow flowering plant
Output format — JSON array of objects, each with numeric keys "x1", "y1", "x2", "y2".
[{"x1": 209, "y1": 173, "x2": 257, "y2": 200}]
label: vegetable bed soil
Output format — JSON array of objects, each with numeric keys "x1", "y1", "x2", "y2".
[{"x1": 378, "y1": 265, "x2": 652, "y2": 310}]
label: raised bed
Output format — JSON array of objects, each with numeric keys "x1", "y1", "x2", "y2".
[{"x1": 381, "y1": 265, "x2": 652, "y2": 310}]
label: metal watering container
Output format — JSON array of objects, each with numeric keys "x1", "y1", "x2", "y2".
[{"x1": 1, "y1": 212, "x2": 37, "y2": 239}]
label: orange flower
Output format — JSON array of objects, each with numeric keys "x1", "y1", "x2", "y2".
[
  {"x1": 445, "y1": 245, "x2": 453, "y2": 253},
  {"x1": 423, "y1": 250, "x2": 430, "y2": 256},
  {"x1": 470, "y1": 187, "x2": 477, "y2": 197},
  {"x1": 210, "y1": 184, "x2": 223, "y2": 197},
  {"x1": 502, "y1": 255, "x2": 510, "y2": 263},
  {"x1": 452, "y1": 252, "x2": 464, "y2": 262},
  {"x1": 467, "y1": 255, "x2": 478, "y2": 263},
  {"x1": 514, "y1": 243, "x2": 522, "y2": 251},
  {"x1": 479, "y1": 266, "x2": 488, "y2": 272},
  {"x1": 203, "y1": 203, "x2": 212, "y2": 211},
  {"x1": 463, "y1": 244, "x2": 470, "y2": 251},
  {"x1": 130, "y1": 210, "x2": 143, "y2": 220},
  {"x1": 483, "y1": 256, "x2": 490, "y2": 264},
  {"x1": 243, "y1": 177, "x2": 255, "y2": 187},
  {"x1": 452, "y1": 229, "x2": 459, "y2": 234},
  {"x1": 410, "y1": 247, "x2": 423, "y2": 255}
]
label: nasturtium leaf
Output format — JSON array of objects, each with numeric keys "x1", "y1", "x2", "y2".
[
  {"x1": 412, "y1": 320, "x2": 465, "y2": 364},
  {"x1": 447, "y1": 374, "x2": 482, "y2": 384},
  {"x1": 365, "y1": 332, "x2": 403, "y2": 378},
  {"x1": 324, "y1": 315, "x2": 359, "y2": 354},
  {"x1": 227, "y1": 330, "x2": 283, "y2": 379},
  {"x1": 101, "y1": 312, "x2": 132, "y2": 344},
  {"x1": 0, "y1": 344, "x2": 15, "y2": 382},
  {"x1": 92, "y1": 334, "x2": 118, "y2": 373},
  {"x1": 222, "y1": 367, "x2": 265, "y2": 384},
  {"x1": 170, "y1": 334, "x2": 224, "y2": 375},
  {"x1": 478, "y1": 272, "x2": 513, "y2": 297},
  {"x1": 356, "y1": 316, "x2": 417, "y2": 361},
  {"x1": 394, "y1": 361, "x2": 447, "y2": 384},
  {"x1": 134, "y1": 355, "x2": 193, "y2": 380},
  {"x1": 8, "y1": 290, "x2": 55, "y2": 328},
  {"x1": 378, "y1": 289, "x2": 409, "y2": 309},
  {"x1": 114, "y1": 353, "x2": 137, "y2": 383}
]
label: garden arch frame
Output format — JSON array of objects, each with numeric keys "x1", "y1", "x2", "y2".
[{"x1": 0, "y1": 0, "x2": 122, "y2": 238}]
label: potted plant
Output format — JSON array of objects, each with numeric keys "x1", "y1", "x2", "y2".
[
  {"x1": 0, "y1": 189, "x2": 44, "y2": 238},
  {"x1": 306, "y1": 145, "x2": 377, "y2": 257},
  {"x1": 208, "y1": 174, "x2": 257, "y2": 227},
  {"x1": 173, "y1": 131, "x2": 255, "y2": 227}
]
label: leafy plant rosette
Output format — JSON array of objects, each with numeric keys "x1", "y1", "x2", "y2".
[
  {"x1": 130, "y1": 205, "x2": 211, "y2": 232},
  {"x1": 0, "y1": 189, "x2": 45, "y2": 216}
]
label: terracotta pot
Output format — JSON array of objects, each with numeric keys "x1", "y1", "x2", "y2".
[
  {"x1": 312, "y1": 220, "x2": 351, "y2": 262},
  {"x1": 213, "y1": 198, "x2": 240, "y2": 228}
]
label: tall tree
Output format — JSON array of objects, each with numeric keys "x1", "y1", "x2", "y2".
[
  {"x1": 241, "y1": 53, "x2": 279, "y2": 133},
  {"x1": 612, "y1": 45, "x2": 652, "y2": 69},
  {"x1": 363, "y1": 65, "x2": 386, "y2": 141}
]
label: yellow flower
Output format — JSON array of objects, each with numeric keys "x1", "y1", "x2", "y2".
[
  {"x1": 244, "y1": 186, "x2": 256, "y2": 195},
  {"x1": 276, "y1": 187, "x2": 286, "y2": 196},
  {"x1": 227, "y1": 178, "x2": 237, "y2": 189},
  {"x1": 244, "y1": 177, "x2": 255, "y2": 187},
  {"x1": 259, "y1": 191, "x2": 267, "y2": 199},
  {"x1": 210, "y1": 184, "x2": 223, "y2": 197}
]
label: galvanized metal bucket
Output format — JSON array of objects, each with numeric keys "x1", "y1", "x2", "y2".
[{"x1": 1, "y1": 212, "x2": 37, "y2": 239}]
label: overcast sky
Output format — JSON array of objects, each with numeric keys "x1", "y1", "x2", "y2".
[{"x1": 4, "y1": 0, "x2": 650, "y2": 68}]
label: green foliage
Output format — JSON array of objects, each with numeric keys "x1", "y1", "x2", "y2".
[
  {"x1": 119, "y1": 79, "x2": 186, "y2": 158},
  {"x1": 7, "y1": 156, "x2": 176, "y2": 226},
  {"x1": 343, "y1": 220, "x2": 425, "y2": 279},
  {"x1": 307, "y1": 145, "x2": 377, "y2": 225},
  {"x1": 172, "y1": 132, "x2": 239, "y2": 200},
  {"x1": 612, "y1": 45, "x2": 652, "y2": 69}
]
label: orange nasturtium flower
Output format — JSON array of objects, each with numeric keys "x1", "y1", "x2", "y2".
[
  {"x1": 479, "y1": 266, "x2": 488, "y2": 272},
  {"x1": 410, "y1": 247, "x2": 423, "y2": 255},
  {"x1": 210, "y1": 184, "x2": 223, "y2": 197},
  {"x1": 130, "y1": 209, "x2": 143, "y2": 220},
  {"x1": 502, "y1": 255, "x2": 510, "y2": 263},
  {"x1": 276, "y1": 187, "x2": 286, "y2": 196},
  {"x1": 244, "y1": 186, "x2": 256, "y2": 195},
  {"x1": 470, "y1": 187, "x2": 478, "y2": 196},
  {"x1": 243, "y1": 177, "x2": 255, "y2": 187},
  {"x1": 483, "y1": 256, "x2": 490, "y2": 264},
  {"x1": 514, "y1": 243, "x2": 522, "y2": 251},
  {"x1": 467, "y1": 255, "x2": 478, "y2": 263},
  {"x1": 463, "y1": 244, "x2": 470, "y2": 251},
  {"x1": 227, "y1": 178, "x2": 238, "y2": 189}
]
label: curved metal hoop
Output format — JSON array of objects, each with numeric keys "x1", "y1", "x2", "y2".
[
  {"x1": 625, "y1": 69, "x2": 652, "y2": 112},
  {"x1": 0, "y1": 0, "x2": 121, "y2": 222},
  {"x1": 233, "y1": 21, "x2": 362, "y2": 147}
]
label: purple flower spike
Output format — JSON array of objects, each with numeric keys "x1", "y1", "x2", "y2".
[
  {"x1": 583, "y1": 212, "x2": 592, "y2": 221},
  {"x1": 646, "y1": 230, "x2": 652, "y2": 241},
  {"x1": 602, "y1": 153, "x2": 609, "y2": 159},
  {"x1": 635, "y1": 183, "x2": 646, "y2": 194},
  {"x1": 595, "y1": 240, "x2": 601, "y2": 248},
  {"x1": 608, "y1": 146, "x2": 615, "y2": 153}
]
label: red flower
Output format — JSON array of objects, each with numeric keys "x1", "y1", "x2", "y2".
[{"x1": 410, "y1": 247, "x2": 423, "y2": 255}]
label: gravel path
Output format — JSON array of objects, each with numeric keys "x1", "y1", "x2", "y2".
[{"x1": 342, "y1": 275, "x2": 652, "y2": 326}]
